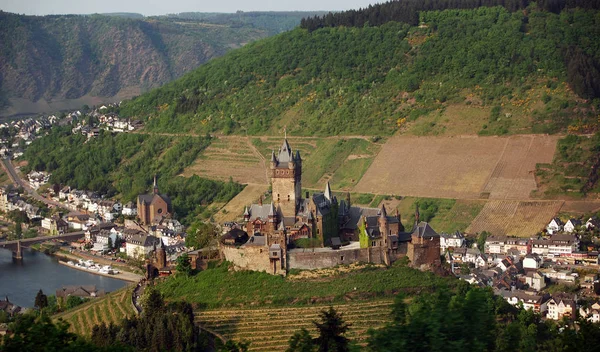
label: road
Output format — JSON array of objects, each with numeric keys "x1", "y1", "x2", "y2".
[
  {"x1": 0, "y1": 231, "x2": 86, "y2": 247},
  {"x1": 1, "y1": 158, "x2": 83, "y2": 214}
]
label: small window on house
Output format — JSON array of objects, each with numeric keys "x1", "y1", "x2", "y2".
[
  {"x1": 341, "y1": 256, "x2": 344, "y2": 261},
  {"x1": 272, "y1": 252, "x2": 278, "y2": 256},
  {"x1": 158, "y1": 208, "x2": 163, "y2": 214},
  {"x1": 317, "y1": 229, "x2": 320, "y2": 235}
]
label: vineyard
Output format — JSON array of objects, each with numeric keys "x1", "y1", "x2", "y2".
[
  {"x1": 213, "y1": 183, "x2": 269, "y2": 223},
  {"x1": 182, "y1": 137, "x2": 267, "y2": 184},
  {"x1": 196, "y1": 300, "x2": 394, "y2": 351},
  {"x1": 466, "y1": 200, "x2": 563, "y2": 237},
  {"x1": 355, "y1": 135, "x2": 558, "y2": 200},
  {"x1": 53, "y1": 286, "x2": 136, "y2": 336}
]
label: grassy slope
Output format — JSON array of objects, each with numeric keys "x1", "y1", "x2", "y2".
[{"x1": 157, "y1": 263, "x2": 454, "y2": 309}]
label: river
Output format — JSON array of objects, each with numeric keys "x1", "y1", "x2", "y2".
[{"x1": 0, "y1": 248, "x2": 128, "y2": 308}]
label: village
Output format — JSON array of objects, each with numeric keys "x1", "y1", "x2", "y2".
[{"x1": 0, "y1": 123, "x2": 599, "y2": 328}]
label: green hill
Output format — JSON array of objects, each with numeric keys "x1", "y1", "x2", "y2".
[
  {"x1": 0, "y1": 11, "x2": 319, "y2": 116},
  {"x1": 120, "y1": 4, "x2": 600, "y2": 137}
]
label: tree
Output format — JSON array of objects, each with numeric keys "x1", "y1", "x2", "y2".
[
  {"x1": 313, "y1": 307, "x2": 351, "y2": 352},
  {"x1": 34, "y1": 289, "x2": 48, "y2": 311},
  {"x1": 107, "y1": 236, "x2": 113, "y2": 250},
  {"x1": 14, "y1": 219, "x2": 22, "y2": 239},
  {"x1": 141, "y1": 288, "x2": 164, "y2": 318},
  {"x1": 476, "y1": 231, "x2": 490, "y2": 252},
  {"x1": 176, "y1": 253, "x2": 192, "y2": 276},
  {"x1": 287, "y1": 328, "x2": 316, "y2": 352},
  {"x1": 185, "y1": 222, "x2": 217, "y2": 249}
]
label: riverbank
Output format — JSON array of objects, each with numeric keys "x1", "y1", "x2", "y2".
[
  {"x1": 57, "y1": 260, "x2": 142, "y2": 282},
  {"x1": 54, "y1": 251, "x2": 142, "y2": 282}
]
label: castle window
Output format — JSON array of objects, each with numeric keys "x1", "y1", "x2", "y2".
[
  {"x1": 287, "y1": 195, "x2": 290, "y2": 201},
  {"x1": 341, "y1": 256, "x2": 344, "y2": 261},
  {"x1": 158, "y1": 208, "x2": 163, "y2": 214},
  {"x1": 371, "y1": 241, "x2": 376, "y2": 247},
  {"x1": 278, "y1": 194, "x2": 280, "y2": 201}
]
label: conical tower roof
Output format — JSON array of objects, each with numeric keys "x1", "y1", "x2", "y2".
[{"x1": 324, "y1": 181, "x2": 333, "y2": 201}]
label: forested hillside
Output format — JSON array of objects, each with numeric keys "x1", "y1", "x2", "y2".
[
  {"x1": 120, "y1": 4, "x2": 600, "y2": 137},
  {"x1": 0, "y1": 11, "x2": 315, "y2": 115},
  {"x1": 22, "y1": 128, "x2": 243, "y2": 224}
]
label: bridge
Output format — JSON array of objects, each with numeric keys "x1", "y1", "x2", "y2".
[{"x1": 0, "y1": 231, "x2": 85, "y2": 260}]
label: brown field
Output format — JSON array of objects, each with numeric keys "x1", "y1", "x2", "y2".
[
  {"x1": 212, "y1": 184, "x2": 269, "y2": 223},
  {"x1": 354, "y1": 135, "x2": 559, "y2": 200},
  {"x1": 560, "y1": 201, "x2": 600, "y2": 214},
  {"x1": 182, "y1": 137, "x2": 268, "y2": 184},
  {"x1": 466, "y1": 200, "x2": 563, "y2": 237}
]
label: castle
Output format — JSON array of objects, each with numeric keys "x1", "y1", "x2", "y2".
[{"x1": 220, "y1": 137, "x2": 440, "y2": 274}]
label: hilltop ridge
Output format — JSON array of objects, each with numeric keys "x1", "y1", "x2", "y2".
[{"x1": 119, "y1": 4, "x2": 600, "y2": 137}]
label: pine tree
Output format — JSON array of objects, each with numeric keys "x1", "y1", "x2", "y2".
[{"x1": 34, "y1": 289, "x2": 48, "y2": 311}]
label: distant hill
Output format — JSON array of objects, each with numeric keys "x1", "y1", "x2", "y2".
[
  {"x1": 119, "y1": 4, "x2": 600, "y2": 137},
  {"x1": 0, "y1": 11, "x2": 321, "y2": 116}
]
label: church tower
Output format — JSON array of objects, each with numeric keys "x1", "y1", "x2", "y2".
[{"x1": 270, "y1": 137, "x2": 302, "y2": 216}]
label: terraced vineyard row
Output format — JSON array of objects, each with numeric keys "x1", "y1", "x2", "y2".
[
  {"x1": 54, "y1": 286, "x2": 136, "y2": 336},
  {"x1": 467, "y1": 200, "x2": 562, "y2": 237},
  {"x1": 195, "y1": 300, "x2": 394, "y2": 351}
]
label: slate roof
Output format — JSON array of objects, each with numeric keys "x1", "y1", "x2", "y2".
[
  {"x1": 138, "y1": 193, "x2": 172, "y2": 209},
  {"x1": 129, "y1": 234, "x2": 161, "y2": 247},
  {"x1": 340, "y1": 206, "x2": 379, "y2": 230},
  {"x1": 412, "y1": 222, "x2": 439, "y2": 239},
  {"x1": 248, "y1": 203, "x2": 276, "y2": 221},
  {"x1": 246, "y1": 235, "x2": 266, "y2": 246}
]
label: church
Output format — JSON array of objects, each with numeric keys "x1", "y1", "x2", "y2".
[
  {"x1": 220, "y1": 136, "x2": 441, "y2": 274},
  {"x1": 137, "y1": 176, "x2": 172, "y2": 225}
]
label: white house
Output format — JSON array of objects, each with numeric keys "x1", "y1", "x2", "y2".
[
  {"x1": 126, "y1": 234, "x2": 161, "y2": 259},
  {"x1": 523, "y1": 253, "x2": 542, "y2": 270},
  {"x1": 525, "y1": 271, "x2": 546, "y2": 291},
  {"x1": 579, "y1": 302, "x2": 600, "y2": 323},
  {"x1": 439, "y1": 231, "x2": 465, "y2": 253},
  {"x1": 546, "y1": 296, "x2": 576, "y2": 320},
  {"x1": 499, "y1": 290, "x2": 549, "y2": 314},
  {"x1": 546, "y1": 218, "x2": 564, "y2": 235},
  {"x1": 485, "y1": 236, "x2": 507, "y2": 254},
  {"x1": 564, "y1": 219, "x2": 582, "y2": 233},
  {"x1": 122, "y1": 202, "x2": 137, "y2": 216}
]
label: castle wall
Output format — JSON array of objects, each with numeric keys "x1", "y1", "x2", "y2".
[
  {"x1": 288, "y1": 246, "x2": 403, "y2": 270},
  {"x1": 221, "y1": 245, "x2": 285, "y2": 276},
  {"x1": 408, "y1": 238, "x2": 441, "y2": 268}
]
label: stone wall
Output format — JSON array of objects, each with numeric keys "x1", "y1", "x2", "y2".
[
  {"x1": 221, "y1": 245, "x2": 285, "y2": 276},
  {"x1": 288, "y1": 246, "x2": 402, "y2": 270}
]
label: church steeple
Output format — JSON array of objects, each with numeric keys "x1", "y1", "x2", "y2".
[{"x1": 153, "y1": 175, "x2": 159, "y2": 194}]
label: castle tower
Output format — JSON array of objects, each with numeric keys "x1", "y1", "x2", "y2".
[
  {"x1": 270, "y1": 137, "x2": 302, "y2": 216},
  {"x1": 378, "y1": 204, "x2": 389, "y2": 237},
  {"x1": 156, "y1": 238, "x2": 167, "y2": 269}
]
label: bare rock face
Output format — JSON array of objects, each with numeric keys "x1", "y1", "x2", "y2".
[{"x1": 0, "y1": 12, "x2": 266, "y2": 112}]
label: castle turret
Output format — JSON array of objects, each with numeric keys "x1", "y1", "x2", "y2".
[
  {"x1": 324, "y1": 182, "x2": 333, "y2": 201},
  {"x1": 379, "y1": 204, "x2": 389, "y2": 237},
  {"x1": 243, "y1": 206, "x2": 250, "y2": 221}
]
